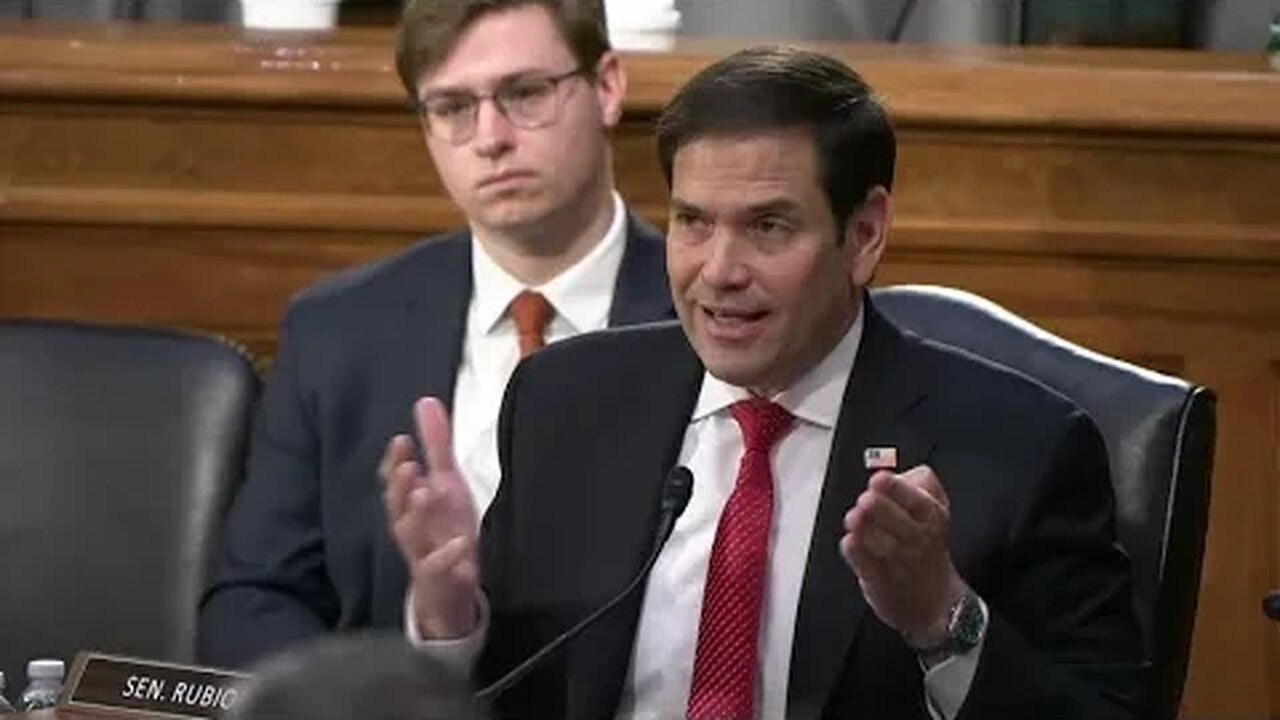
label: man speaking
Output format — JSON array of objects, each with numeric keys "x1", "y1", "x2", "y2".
[{"x1": 383, "y1": 46, "x2": 1142, "y2": 720}]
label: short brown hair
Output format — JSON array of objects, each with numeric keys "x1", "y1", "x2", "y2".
[
  {"x1": 395, "y1": 0, "x2": 610, "y2": 98},
  {"x1": 657, "y1": 46, "x2": 895, "y2": 240}
]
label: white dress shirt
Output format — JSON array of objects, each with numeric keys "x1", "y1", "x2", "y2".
[
  {"x1": 416, "y1": 304, "x2": 983, "y2": 720},
  {"x1": 452, "y1": 191, "x2": 627, "y2": 515},
  {"x1": 618, "y1": 309, "x2": 981, "y2": 720},
  {"x1": 616, "y1": 309, "x2": 864, "y2": 720}
]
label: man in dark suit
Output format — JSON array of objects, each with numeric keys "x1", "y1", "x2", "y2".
[
  {"x1": 198, "y1": 0, "x2": 671, "y2": 669},
  {"x1": 384, "y1": 46, "x2": 1142, "y2": 719}
]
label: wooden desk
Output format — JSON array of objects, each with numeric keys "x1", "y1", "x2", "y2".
[{"x1": 2, "y1": 21, "x2": 1279, "y2": 720}]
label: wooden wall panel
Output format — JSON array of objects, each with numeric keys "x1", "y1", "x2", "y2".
[
  {"x1": 2, "y1": 21, "x2": 1279, "y2": 719},
  {"x1": 0, "y1": 223, "x2": 408, "y2": 358}
]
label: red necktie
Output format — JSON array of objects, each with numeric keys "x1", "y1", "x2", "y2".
[
  {"x1": 687, "y1": 398, "x2": 795, "y2": 720},
  {"x1": 509, "y1": 290, "x2": 553, "y2": 358}
]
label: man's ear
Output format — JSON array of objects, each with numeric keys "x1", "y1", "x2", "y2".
[
  {"x1": 846, "y1": 186, "x2": 891, "y2": 289},
  {"x1": 593, "y1": 51, "x2": 627, "y2": 128}
]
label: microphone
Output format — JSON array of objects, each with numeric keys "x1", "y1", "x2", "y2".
[
  {"x1": 1264, "y1": 592, "x2": 1280, "y2": 621},
  {"x1": 475, "y1": 466, "x2": 694, "y2": 702}
]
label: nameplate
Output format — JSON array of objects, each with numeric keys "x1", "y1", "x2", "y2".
[{"x1": 62, "y1": 652, "x2": 250, "y2": 719}]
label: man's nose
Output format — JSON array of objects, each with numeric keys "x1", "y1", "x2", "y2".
[
  {"x1": 471, "y1": 98, "x2": 516, "y2": 158},
  {"x1": 699, "y1": 231, "x2": 752, "y2": 289}
]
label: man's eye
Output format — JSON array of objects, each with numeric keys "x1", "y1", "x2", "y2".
[
  {"x1": 503, "y1": 81, "x2": 554, "y2": 103},
  {"x1": 673, "y1": 211, "x2": 706, "y2": 229},
  {"x1": 751, "y1": 216, "x2": 793, "y2": 239},
  {"x1": 427, "y1": 97, "x2": 473, "y2": 119}
]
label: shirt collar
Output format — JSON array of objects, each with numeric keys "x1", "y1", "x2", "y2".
[
  {"x1": 691, "y1": 303, "x2": 865, "y2": 430},
  {"x1": 470, "y1": 192, "x2": 628, "y2": 335}
]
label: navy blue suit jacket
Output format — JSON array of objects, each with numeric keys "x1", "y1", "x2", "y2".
[{"x1": 197, "y1": 214, "x2": 671, "y2": 668}]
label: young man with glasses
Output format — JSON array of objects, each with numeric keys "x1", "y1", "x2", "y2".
[{"x1": 197, "y1": 0, "x2": 672, "y2": 669}]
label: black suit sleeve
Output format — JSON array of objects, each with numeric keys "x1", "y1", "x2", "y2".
[
  {"x1": 197, "y1": 310, "x2": 340, "y2": 668},
  {"x1": 478, "y1": 354, "x2": 524, "y2": 657},
  {"x1": 475, "y1": 357, "x2": 576, "y2": 716},
  {"x1": 959, "y1": 410, "x2": 1144, "y2": 719}
]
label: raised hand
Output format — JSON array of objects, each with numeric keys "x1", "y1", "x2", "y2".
[
  {"x1": 840, "y1": 465, "x2": 968, "y2": 648},
  {"x1": 381, "y1": 397, "x2": 481, "y2": 639}
]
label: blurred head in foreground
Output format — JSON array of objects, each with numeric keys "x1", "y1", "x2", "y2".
[{"x1": 227, "y1": 633, "x2": 489, "y2": 720}]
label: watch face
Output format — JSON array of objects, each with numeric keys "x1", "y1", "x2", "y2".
[{"x1": 950, "y1": 593, "x2": 987, "y2": 649}]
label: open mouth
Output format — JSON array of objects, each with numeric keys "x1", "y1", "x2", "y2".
[{"x1": 701, "y1": 305, "x2": 769, "y2": 339}]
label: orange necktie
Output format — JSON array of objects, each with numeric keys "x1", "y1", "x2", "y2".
[{"x1": 509, "y1": 290, "x2": 553, "y2": 358}]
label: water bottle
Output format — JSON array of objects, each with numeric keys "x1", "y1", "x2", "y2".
[
  {"x1": 18, "y1": 660, "x2": 64, "y2": 711},
  {"x1": 0, "y1": 671, "x2": 16, "y2": 714},
  {"x1": 1269, "y1": 11, "x2": 1280, "y2": 72}
]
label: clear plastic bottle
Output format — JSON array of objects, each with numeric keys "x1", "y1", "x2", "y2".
[
  {"x1": 18, "y1": 660, "x2": 64, "y2": 711},
  {"x1": 0, "y1": 671, "x2": 16, "y2": 714},
  {"x1": 1269, "y1": 11, "x2": 1280, "y2": 72}
]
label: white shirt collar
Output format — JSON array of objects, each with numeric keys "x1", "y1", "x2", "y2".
[
  {"x1": 691, "y1": 303, "x2": 866, "y2": 430},
  {"x1": 470, "y1": 192, "x2": 628, "y2": 335}
]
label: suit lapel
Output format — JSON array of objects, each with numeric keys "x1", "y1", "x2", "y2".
[
  {"x1": 787, "y1": 300, "x2": 935, "y2": 719},
  {"x1": 566, "y1": 328, "x2": 703, "y2": 720},
  {"x1": 403, "y1": 235, "x2": 473, "y2": 410},
  {"x1": 371, "y1": 234, "x2": 473, "y2": 627},
  {"x1": 608, "y1": 212, "x2": 673, "y2": 327}
]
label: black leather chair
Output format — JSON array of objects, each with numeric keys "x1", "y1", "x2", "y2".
[
  {"x1": 0, "y1": 320, "x2": 258, "y2": 691},
  {"x1": 872, "y1": 284, "x2": 1215, "y2": 720}
]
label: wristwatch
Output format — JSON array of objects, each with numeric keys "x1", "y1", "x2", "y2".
[{"x1": 916, "y1": 589, "x2": 988, "y2": 666}]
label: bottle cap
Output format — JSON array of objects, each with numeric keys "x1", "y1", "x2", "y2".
[{"x1": 27, "y1": 659, "x2": 65, "y2": 680}]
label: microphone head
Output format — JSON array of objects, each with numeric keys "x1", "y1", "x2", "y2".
[
  {"x1": 1265, "y1": 592, "x2": 1280, "y2": 621},
  {"x1": 661, "y1": 466, "x2": 694, "y2": 518}
]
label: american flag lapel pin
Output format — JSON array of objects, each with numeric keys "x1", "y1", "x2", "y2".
[{"x1": 863, "y1": 446, "x2": 898, "y2": 470}]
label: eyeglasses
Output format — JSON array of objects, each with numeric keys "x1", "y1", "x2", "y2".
[{"x1": 412, "y1": 68, "x2": 588, "y2": 144}]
